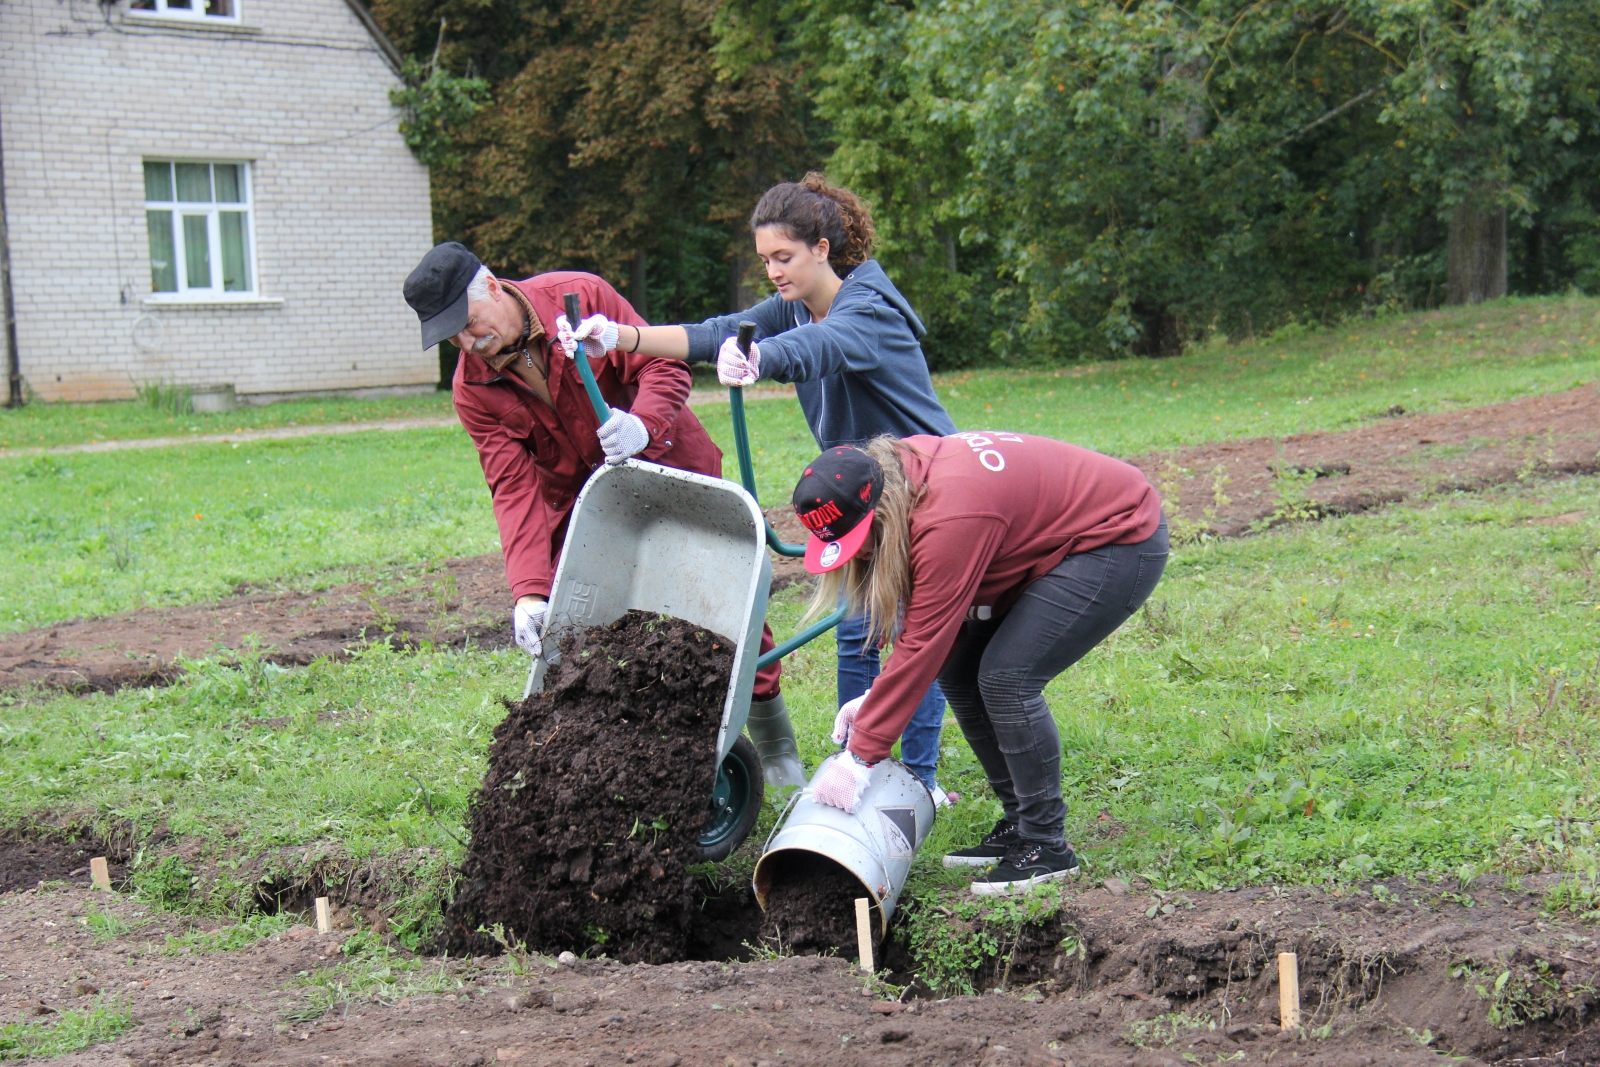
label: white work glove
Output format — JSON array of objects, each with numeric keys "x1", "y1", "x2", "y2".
[
  {"x1": 597, "y1": 407, "x2": 650, "y2": 465},
  {"x1": 574, "y1": 313, "x2": 620, "y2": 358},
  {"x1": 554, "y1": 314, "x2": 579, "y2": 359},
  {"x1": 832, "y1": 690, "x2": 868, "y2": 746},
  {"x1": 513, "y1": 599, "x2": 547, "y2": 657},
  {"x1": 812, "y1": 751, "x2": 874, "y2": 814},
  {"x1": 716, "y1": 335, "x2": 760, "y2": 387}
]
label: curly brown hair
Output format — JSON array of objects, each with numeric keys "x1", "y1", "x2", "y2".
[{"x1": 749, "y1": 172, "x2": 877, "y2": 274}]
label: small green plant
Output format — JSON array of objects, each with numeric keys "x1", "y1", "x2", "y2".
[
  {"x1": 79, "y1": 904, "x2": 149, "y2": 945},
  {"x1": 132, "y1": 855, "x2": 198, "y2": 912},
  {"x1": 280, "y1": 930, "x2": 461, "y2": 1023},
  {"x1": 1452, "y1": 957, "x2": 1574, "y2": 1029},
  {"x1": 901, "y1": 883, "x2": 1071, "y2": 995},
  {"x1": 1125, "y1": 1011, "x2": 1214, "y2": 1049},
  {"x1": 135, "y1": 380, "x2": 191, "y2": 416},
  {"x1": 163, "y1": 912, "x2": 290, "y2": 955},
  {"x1": 0, "y1": 999, "x2": 134, "y2": 1059},
  {"x1": 1543, "y1": 868, "x2": 1600, "y2": 922}
]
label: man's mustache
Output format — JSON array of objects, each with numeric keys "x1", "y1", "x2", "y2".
[{"x1": 471, "y1": 333, "x2": 498, "y2": 355}]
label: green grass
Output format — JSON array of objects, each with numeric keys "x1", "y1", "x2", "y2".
[
  {"x1": 0, "y1": 391, "x2": 455, "y2": 452},
  {"x1": 279, "y1": 930, "x2": 465, "y2": 1023},
  {"x1": 699, "y1": 293, "x2": 1600, "y2": 505},
  {"x1": 0, "y1": 1000, "x2": 135, "y2": 1060},
  {"x1": 3, "y1": 474, "x2": 1594, "y2": 939},
  {"x1": 0, "y1": 427, "x2": 495, "y2": 632}
]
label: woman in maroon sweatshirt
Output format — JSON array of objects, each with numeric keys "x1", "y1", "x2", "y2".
[{"x1": 791, "y1": 433, "x2": 1168, "y2": 895}]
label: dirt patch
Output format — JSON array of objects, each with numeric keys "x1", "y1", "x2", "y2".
[
  {"x1": 0, "y1": 555, "x2": 511, "y2": 693},
  {"x1": 760, "y1": 852, "x2": 883, "y2": 956},
  {"x1": 1135, "y1": 383, "x2": 1600, "y2": 535},
  {"x1": 0, "y1": 834, "x2": 123, "y2": 894},
  {"x1": 6, "y1": 876, "x2": 1600, "y2": 1066},
  {"x1": 443, "y1": 612, "x2": 733, "y2": 964}
]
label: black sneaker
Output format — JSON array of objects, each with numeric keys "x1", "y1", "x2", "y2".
[
  {"x1": 969, "y1": 841, "x2": 1080, "y2": 895},
  {"x1": 942, "y1": 819, "x2": 1020, "y2": 869}
]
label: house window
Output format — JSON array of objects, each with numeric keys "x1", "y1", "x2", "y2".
[
  {"x1": 144, "y1": 161, "x2": 255, "y2": 298},
  {"x1": 127, "y1": 0, "x2": 236, "y2": 18}
]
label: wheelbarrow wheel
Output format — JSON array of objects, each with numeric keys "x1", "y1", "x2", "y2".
[{"x1": 699, "y1": 734, "x2": 764, "y2": 862}]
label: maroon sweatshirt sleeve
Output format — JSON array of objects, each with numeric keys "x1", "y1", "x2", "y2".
[
  {"x1": 847, "y1": 514, "x2": 1008, "y2": 764},
  {"x1": 453, "y1": 388, "x2": 558, "y2": 602}
]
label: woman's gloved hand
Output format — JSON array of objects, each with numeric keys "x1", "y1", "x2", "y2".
[
  {"x1": 716, "y1": 335, "x2": 760, "y2": 387},
  {"x1": 832, "y1": 690, "x2": 868, "y2": 746},
  {"x1": 574, "y1": 313, "x2": 620, "y2": 358},
  {"x1": 513, "y1": 598, "x2": 548, "y2": 657},
  {"x1": 812, "y1": 751, "x2": 874, "y2": 813},
  {"x1": 597, "y1": 407, "x2": 650, "y2": 465}
]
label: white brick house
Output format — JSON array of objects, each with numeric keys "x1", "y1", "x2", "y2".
[{"x1": 0, "y1": 0, "x2": 435, "y2": 403}]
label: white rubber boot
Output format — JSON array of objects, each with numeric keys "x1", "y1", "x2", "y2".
[{"x1": 745, "y1": 694, "x2": 807, "y2": 789}]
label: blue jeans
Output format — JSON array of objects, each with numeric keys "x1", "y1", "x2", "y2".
[{"x1": 836, "y1": 610, "x2": 946, "y2": 790}]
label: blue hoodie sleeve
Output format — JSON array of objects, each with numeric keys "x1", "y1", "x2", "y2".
[
  {"x1": 754, "y1": 300, "x2": 898, "y2": 384},
  {"x1": 683, "y1": 294, "x2": 793, "y2": 363}
]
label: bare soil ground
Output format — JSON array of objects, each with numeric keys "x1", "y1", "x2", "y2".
[
  {"x1": 5, "y1": 858, "x2": 1599, "y2": 1067},
  {"x1": 1132, "y1": 384, "x2": 1600, "y2": 536},
  {"x1": 4, "y1": 384, "x2": 1591, "y2": 696}
]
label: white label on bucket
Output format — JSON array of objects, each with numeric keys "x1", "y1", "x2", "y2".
[{"x1": 878, "y1": 808, "x2": 915, "y2": 862}]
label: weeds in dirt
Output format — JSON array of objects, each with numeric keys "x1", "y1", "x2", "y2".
[
  {"x1": 280, "y1": 930, "x2": 462, "y2": 1023},
  {"x1": 901, "y1": 883, "x2": 1073, "y2": 996},
  {"x1": 0, "y1": 998, "x2": 134, "y2": 1059},
  {"x1": 1450, "y1": 956, "x2": 1590, "y2": 1029},
  {"x1": 1124, "y1": 1010, "x2": 1215, "y2": 1049},
  {"x1": 162, "y1": 912, "x2": 291, "y2": 955},
  {"x1": 131, "y1": 855, "x2": 200, "y2": 913},
  {"x1": 78, "y1": 903, "x2": 149, "y2": 945},
  {"x1": 1543, "y1": 867, "x2": 1600, "y2": 922}
]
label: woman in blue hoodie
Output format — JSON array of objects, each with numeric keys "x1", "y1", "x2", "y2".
[{"x1": 569, "y1": 174, "x2": 957, "y2": 799}]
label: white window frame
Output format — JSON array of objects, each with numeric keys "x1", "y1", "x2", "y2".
[
  {"x1": 143, "y1": 159, "x2": 260, "y2": 303},
  {"x1": 126, "y1": 0, "x2": 241, "y2": 22}
]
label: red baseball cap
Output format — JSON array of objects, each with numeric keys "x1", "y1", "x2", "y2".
[{"x1": 791, "y1": 447, "x2": 884, "y2": 574}]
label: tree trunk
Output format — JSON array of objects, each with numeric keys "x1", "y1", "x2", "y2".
[
  {"x1": 629, "y1": 252, "x2": 649, "y2": 323},
  {"x1": 1446, "y1": 186, "x2": 1507, "y2": 305}
]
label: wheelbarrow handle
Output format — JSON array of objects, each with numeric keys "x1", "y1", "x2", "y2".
[
  {"x1": 729, "y1": 322, "x2": 806, "y2": 558},
  {"x1": 563, "y1": 292, "x2": 613, "y2": 424},
  {"x1": 757, "y1": 604, "x2": 847, "y2": 670}
]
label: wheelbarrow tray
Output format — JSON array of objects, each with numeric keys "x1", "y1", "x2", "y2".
[{"x1": 524, "y1": 459, "x2": 772, "y2": 763}]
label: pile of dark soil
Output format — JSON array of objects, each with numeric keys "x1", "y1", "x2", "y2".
[
  {"x1": 443, "y1": 611, "x2": 733, "y2": 963},
  {"x1": 760, "y1": 852, "x2": 881, "y2": 955}
]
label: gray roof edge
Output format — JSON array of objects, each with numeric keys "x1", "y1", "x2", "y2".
[{"x1": 340, "y1": 0, "x2": 405, "y2": 78}]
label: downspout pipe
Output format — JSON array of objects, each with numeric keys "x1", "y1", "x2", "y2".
[{"x1": 0, "y1": 97, "x2": 20, "y2": 408}]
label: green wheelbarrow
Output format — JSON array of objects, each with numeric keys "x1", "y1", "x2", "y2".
[{"x1": 523, "y1": 311, "x2": 843, "y2": 862}]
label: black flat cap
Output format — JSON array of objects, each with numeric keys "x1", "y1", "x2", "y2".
[{"x1": 404, "y1": 242, "x2": 482, "y2": 350}]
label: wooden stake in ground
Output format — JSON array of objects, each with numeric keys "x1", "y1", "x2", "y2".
[
  {"x1": 1278, "y1": 951, "x2": 1300, "y2": 1030},
  {"x1": 89, "y1": 857, "x2": 111, "y2": 892},
  {"x1": 314, "y1": 897, "x2": 332, "y2": 934},
  {"x1": 855, "y1": 898, "x2": 874, "y2": 974}
]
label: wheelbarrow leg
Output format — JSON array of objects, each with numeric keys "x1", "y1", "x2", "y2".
[{"x1": 746, "y1": 694, "x2": 807, "y2": 789}]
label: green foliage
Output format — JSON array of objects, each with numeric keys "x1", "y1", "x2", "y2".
[
  {"x1": 900, "y1": 883, "x2": 1072, "y2": 995},
  {"x1": 135, "y1": 381, "x2": 191, "y2": 417},
  {"x1": 280, "y1": 930, "x2": 462, "y2": 1023},
  {"x1": 392, "y1": 48, "x2": 491, "y2": 172},
  {"x1": 133, "y1": 856, "x2": 199, "y2": 913},
  {"x1": 78, "y1": 904, "x2": 150, "y2": 945},
  {"x1": 0, "y1": 1000, "x2": 135, "y2": 1060},
  {"x1": 1125, "y1": 1011, "x2": 1215, "y2": 1050},
  {"x1": 163, "y1": 913, "x2": 291, "y2": 955}
]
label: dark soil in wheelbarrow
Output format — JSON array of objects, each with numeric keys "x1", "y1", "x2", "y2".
[{"x1": 443, "y1": 611, "x2": 734, "y2": 964}]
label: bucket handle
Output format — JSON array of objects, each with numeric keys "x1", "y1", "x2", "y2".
[{"x1": 761, "y1": 785, "x2": 808, "y2": 856}]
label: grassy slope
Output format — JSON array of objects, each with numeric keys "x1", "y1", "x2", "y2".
[
  {"x1": 0, "y1": 428, "x2": 495, "y2": 632},
  {"x1": 4, "y1": 475, "x2": 1594, "y2": 920},
  {"x1": 0, "y1": 392, "x2": 455, "y2": 452},
  {"x1": 700, "y1": 293, "x2": 1600, "y2": 504}
]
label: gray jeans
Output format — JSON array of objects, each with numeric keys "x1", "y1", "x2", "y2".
[{"x1": 939, "y1": 518, "x2": 1169, "y2": 849}]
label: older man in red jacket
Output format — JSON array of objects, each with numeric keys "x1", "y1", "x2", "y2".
[{"x1": 403, "y1": 242, "x2": 803, "y2": 788}]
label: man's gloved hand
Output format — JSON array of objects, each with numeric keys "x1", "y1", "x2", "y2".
[
  {"x1": 812, "y1": 751, "x2": 874, "y2": 814},
  {"x1": 554, "y1": 314, "x2": 579, "y2": 359},
  {"x1": 513, "y1": 598, "x2": 548, "y2": 657},
  {"x1": 716, "y1": 335, "x2": 760, "y2": 387},
  {"x1": 597, "y1": 407, "x2": 650, "y2": 465},
  {"x1": 832, "y1": 690, "x2": 868, "y2": 746}
]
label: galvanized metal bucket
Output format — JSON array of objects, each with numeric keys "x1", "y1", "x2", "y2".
[{"x1": 753, "y1": 757, "x2": 935, "y2": 933}]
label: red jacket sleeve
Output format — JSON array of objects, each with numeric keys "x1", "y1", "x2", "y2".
[
  {"x1": 847, "y1": 515, "x2": 1008, "y2": 763},
  {"x1": 586, "y1": 280, "x2": 692, "y2": 459},
  {"x1": 453, "y1": 389, "x2": 558, "y2": 602}
]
